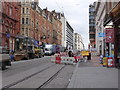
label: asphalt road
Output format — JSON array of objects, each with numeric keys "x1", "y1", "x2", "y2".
[
  {"x1": 2, "y1": 56, "x2": 52, "y2": 77},
  {"x1": 2, "y1": 56, "x2": 75, "y2": 88}
]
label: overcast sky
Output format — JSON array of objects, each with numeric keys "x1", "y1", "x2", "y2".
[{"x1": 39, "y1": 0, "x2": 97, "y2": 49}]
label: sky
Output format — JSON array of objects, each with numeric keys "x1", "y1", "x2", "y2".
[{"x1": 39, "y1": 0, "x2": 97, "y2": 49}]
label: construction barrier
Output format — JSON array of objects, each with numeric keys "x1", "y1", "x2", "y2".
[
  {"x1": 61, "y1": 57, "x2": 75, "y2": 65},
  {"x1": 55, "y1": 56, "x2": 61, "y2": 64},
  {"x1": 107, "y1": 57, "x2": 114, "y2": 67},
  {"x1": 102, "y1": 57, "x2": 107, "y2": 67},
  {"x1": 51, "y1": 54, "x2": 80, "y2": 65},
  {"x1": 51, "y1": 56, "x2": 56, "y2": 63},
  {"x1": 51, "y1": 54, "x2": 60, "y2": 63},
  {"x1": 74, "y1": 56, "x2": 81, "y2": 63}
]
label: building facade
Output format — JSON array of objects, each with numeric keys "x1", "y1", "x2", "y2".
[
  {"x1": 60, "y1": 13, "x2": 67, "y2": 48},
  {"x1": 95, "y1": 0, "x2": 120, "y2": 67},
  {"x1": 74, "y1": 33, "x2": 84, "y2": 51},
  {"x1": 0, "y1": 1, "x2": 20, "y2": 51},
  {"x1": 89, "y1": 3, "x2": 96, "y2": 49},
  {"x1": 95, "y1": 1, "x2": 106, "y2": 55},
  {"x1": 60, "y1": 13, "x2": 74, "y2": 49},
  {"x1": 110, "y1": 2, "x2": 120, "y2": 67},
  {"x1": 66, "y1": 21, "x2": 74, "y2": 50},
  {"x1": 20, "y1": 0, "x2": 62, "y2": 46}
]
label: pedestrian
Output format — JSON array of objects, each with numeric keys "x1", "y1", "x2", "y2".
[
  {"x1": 88, "y1": 52, "x2": 91, "y2": 60},
  {"x1": 99, "y1": 54, "x2": 103, "y2": 64},
  {"x1": 10, "y1": 50, "x2": 14, "y2": 61}
]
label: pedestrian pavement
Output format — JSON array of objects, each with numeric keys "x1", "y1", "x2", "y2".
[{"x1": 67, "y1": 56, "x2": 119, "y2": 89}]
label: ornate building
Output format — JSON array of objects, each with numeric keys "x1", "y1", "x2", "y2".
[{"x1": 0, "y1": 1, "x2": 20, "y2": 51}]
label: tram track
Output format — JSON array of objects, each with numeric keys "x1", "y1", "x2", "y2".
[
  {"x1": 36, "y1": 65, "x2": 65, "y2": 89},
  {"x1": 2, "y1": 64, "x2": 56, "y2": 90},
  {"x1": 2, "y1": 64, "x2": 65, "y2": 90}
]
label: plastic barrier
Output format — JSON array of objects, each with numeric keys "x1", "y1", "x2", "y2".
[
  {"x1": 55, "y1": 56, "x2": 61, "y2": 64},
  {"x1": 107, "y1": 57, "x2": 114, "y2": 67},
  {"x1": 51, "y1": 56, "x2": 56, "y2": 63},
  {"x1": 61, "y1": 57, "x2": 75, "y2": 65},
  {"x1": 74, "y1": 56, "x2": 81, "y2": 63},
  {"x1": 102, "y1": 57, "x2": 107, "y2": 67}
]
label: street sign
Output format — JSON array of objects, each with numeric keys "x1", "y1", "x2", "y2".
[{"x1": 98, "y1": 33, "x2": 105, "y2": 37}]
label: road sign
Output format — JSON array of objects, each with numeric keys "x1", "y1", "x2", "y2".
[{"x1": 98, "y1": 33, "x2": 105, "y2": 37}]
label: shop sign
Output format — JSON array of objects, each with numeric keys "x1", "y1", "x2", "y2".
[{"x1": 105, "y1": 28, "x2": 114, "y2": 43}]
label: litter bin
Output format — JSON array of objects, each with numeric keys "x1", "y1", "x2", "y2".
[{"x1": 103, "y1": 57, "x2": 107, "y2": 67}]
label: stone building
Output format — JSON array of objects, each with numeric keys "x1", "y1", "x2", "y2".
[{"x1": 74, "y1": 33, "x2": 84, "y2": 51}]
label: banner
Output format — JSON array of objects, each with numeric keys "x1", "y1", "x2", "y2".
[{"x1": 105, "y1": 28, "x2": 114, "y2": 43}]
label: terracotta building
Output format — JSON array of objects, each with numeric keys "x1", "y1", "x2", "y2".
[
  {"x1": 20, "y1": 0, "x2": 62, "y2": 46},
  {"x1": 0, "y1": 1, "x2": 20, "y2": 51}
]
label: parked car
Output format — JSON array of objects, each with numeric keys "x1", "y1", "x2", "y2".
[{"x1": 0, "y1": 46, "x2": 11, "y2": 70}]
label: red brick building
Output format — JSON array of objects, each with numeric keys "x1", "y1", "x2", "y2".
[{"x1": 0, "y1": 1, "x2": 20, "y2": 51}]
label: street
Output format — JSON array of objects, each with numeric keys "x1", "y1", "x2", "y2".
[
  {"x1": 0, "y1": 0, "x2": 120, "y2": 89},
  {"x1": 2, "y1": 56, "x2": 75, "y2": 89}
]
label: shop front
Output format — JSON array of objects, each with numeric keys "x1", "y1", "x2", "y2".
[{"x1": 110, "y1": 2, "x2": 120, "y2": 67}]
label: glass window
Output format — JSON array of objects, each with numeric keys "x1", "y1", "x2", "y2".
[
  {"x1": 26, "y1": 8, "x2": 29, "y2": 14},
  {"x1": 22, "y1": 8, "x2": 24, "y2": 14},
  {"x1": 10, "y1": 7, "x2": 12, "y2": 16},
  {"x1": 22, "y1": 18, "x2": 24, "y2": 24},
  {"x1": 22, "y1": 28, "x2": 24, "y2": 35},
  {"x1": 10, "y1": 23, "x2": 13, "y2": 33},
  {"x1": 26, "y1": 18, "x2": 28, "y2": 24},
  {"x1": 0, "y1": 36, "x2": 2, "y2": 46},
  {"x1": 26, "y1": 28, "x2": 28, "y2": 36}
]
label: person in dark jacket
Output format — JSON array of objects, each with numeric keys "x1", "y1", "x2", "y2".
[
  {"x1": 68, "y1": 50, "x2": 74, "y2": 57},
  {"x1": 88, "y1": 52, "x2": 91, "y2": 60}
]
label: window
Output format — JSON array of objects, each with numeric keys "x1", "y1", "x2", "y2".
[
  {"x1": 10, "y1": 7, "x2": 12, "y2": 16},
  {"x1": 0, "y1": 35, "x2": 2, "y2": 46},
  {"x1": 26, "y1": 28, "x2": 28, "y2": 36},
  {"x1": 22, "y1": 8, "x2": 24, "y2": 14},
  {"x1": 90, "y1": 34, "x2": 95, "y2": 38},
  {"x1": 26, "y1": 18, "x2": 28, "y2": 24},
  {"x1": 26, "y1": 8, "x2": 29, "y2": 14},
  {"x1": 22, "y1": 18, "x2": 24, "y2": 24},
  {"x1": 22, "y1": 28, "x2": 24, "y2": 35},
  {"x1": 10, "y1": 23, "x2": 13, "y2": 33}
]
